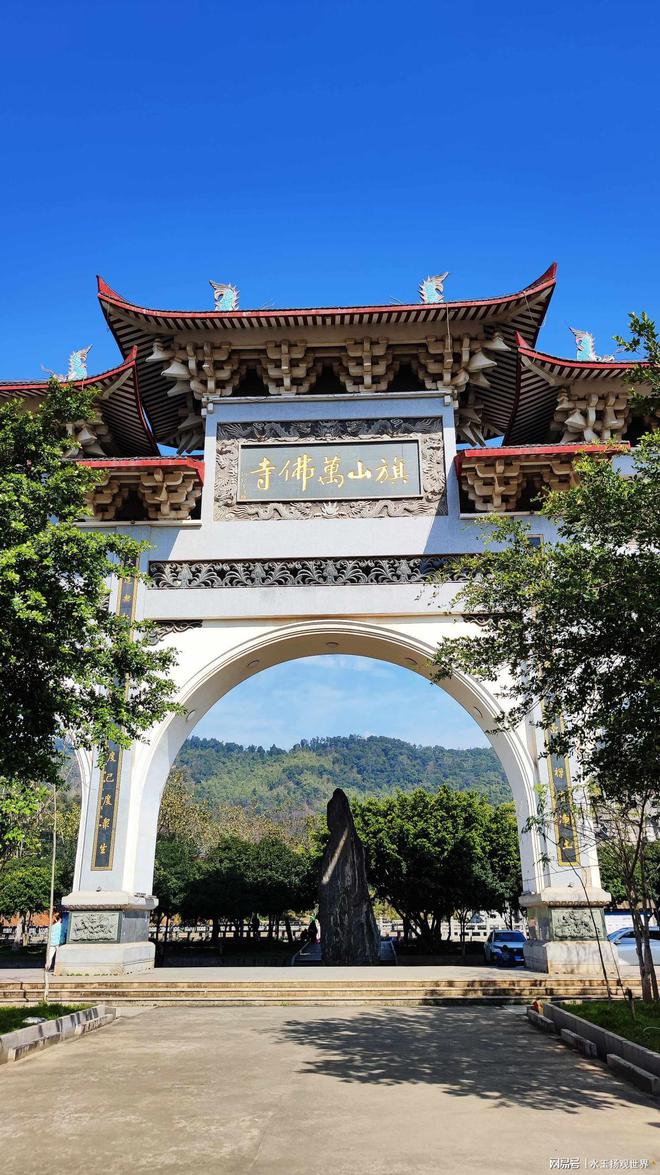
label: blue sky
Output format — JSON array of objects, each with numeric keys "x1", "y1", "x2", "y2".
[
  {"x1": 194, "y1": 657, "x2": 489, "y2": 750},
  {"x1": 1, "y1": 1, "x2": 658, "y2": 380},
  {"x1": 2, "y1": 2, "x2": 657, "y2": 748}
]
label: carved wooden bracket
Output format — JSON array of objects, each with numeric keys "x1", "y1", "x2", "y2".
[
  {"x1": 550, "y1": 382, "x2": 631, "y2": 444},
  {"x1": 81, "y1": 459, "x2": 204, "y2": 521},
  {"x1": 457, "y1": 443, "x2": 628, "y2": 513}
]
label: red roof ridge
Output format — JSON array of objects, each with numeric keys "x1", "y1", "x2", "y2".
[
  {"x1": 515, "y1": 332, "x2": 646, "y2": 371},
  {"x1": 79, "y1": 456, "x2": 205, "y2": 481},
  {"x1": 96, "y1": 265, "x2": 558, "y2": 321},
  {"x1": 0, "y1": 346, "x2": 139, "y2": 392},
  {"x1": 455, "y1": 441, "x2": 630, "y2": 474}
]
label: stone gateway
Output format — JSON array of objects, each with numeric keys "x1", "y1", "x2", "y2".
[
  {"x1": 0, "y1": 263, "x2": 641, "y2": 976},
  {"x1": 319, "y1": 789, "x2": 381, "y2": 965}
]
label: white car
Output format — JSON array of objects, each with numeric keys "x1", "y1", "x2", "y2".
[{"x1": 610, "y1": 927, "x2": 660, "y2": 967}]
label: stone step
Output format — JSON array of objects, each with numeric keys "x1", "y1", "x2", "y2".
[
  {"x1": 0, "y1": 979, "x2": 637, "y2": 1006},
  {"x1": 0, "y1": 982, "x2": 623, "y2": 998},
  {"x1": 0, "y1": 976, "x2": 620, "y2": 991}
]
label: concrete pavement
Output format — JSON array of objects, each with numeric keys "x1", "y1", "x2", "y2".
[{"x1": 0, "y1": 1005, "x2": 657, "y2": 1174}]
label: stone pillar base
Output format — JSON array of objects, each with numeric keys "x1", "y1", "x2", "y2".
[
  {"x1": 58, "y1": 890, "x2": 157, "y2": 976},
  {"x1": 520, "y1": 888, "x2": 621, "y2": 975},
  {"x1": 524, "y1": 937, "x2": 620, "y2": 975},
  {"x1": 55, "y1": 940, "x2": 155, "y2": 975}
]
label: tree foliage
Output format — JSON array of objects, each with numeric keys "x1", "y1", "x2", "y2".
[
  {"x1": 0, "y1": 857, "x2": 52, "y2": 935},
  {"x1": 182, "y1": 834, "x2": 316, "y2": 928},
  {"x1": 432, "y1": 436, "x2": 660, "y2": 805},
  {"x1": 614, "y1": 310, "x2": 660, "y2": 416},
  {"x1": 350, "y1": 788, "x2": 521, "y2": 947},
  {"x1": 0, "y1": 380, "x2": 180, "y2": 850},
  {"x1": 430, "y1": 388, "x2": 660, "y2": 994},
  {"x1": 174, "y1": 734, "x2": 510, "y2": 829}
]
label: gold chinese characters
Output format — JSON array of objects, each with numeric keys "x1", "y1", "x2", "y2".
[{"x1": 247, "y1": 452, "x2": 410, "y2": 494}]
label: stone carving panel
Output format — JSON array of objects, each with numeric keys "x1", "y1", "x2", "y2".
[
  {"x1": 149, "y1": 554, "x2": 463, "y2": 590},
  {"x1": 550, "y1": 908, "x2": 603, "y2": 941},
  {"x1": 68, "y1": 911, "x2": 120, "y2": 943},
  {"x1": 214, "y1": 417, "x2": 446, "y2": 520}
]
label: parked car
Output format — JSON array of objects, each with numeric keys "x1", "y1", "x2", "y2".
[
  {"x1": 607, "y1": 925, "x2": 658, "y2": 943},
  {"x1": 608, "y1": 927, "x2": 660, "y2": 967},
  {"x1": 484, "y1": 930, "x2": 526, "y2": 966}
]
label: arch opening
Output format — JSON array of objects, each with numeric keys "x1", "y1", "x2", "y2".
[{"x1": 127, "y1": 620, "x2": 545, "y2": 900}]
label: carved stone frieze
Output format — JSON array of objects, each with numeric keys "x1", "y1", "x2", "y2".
[
  {"x1": 550, "y1": 908, "x2": 602, "y2": 941},
  {"x1": 148, "y1": 554, "x2": 463, "y2": 589},
  {"x1": 214, "y1": 417, "x2": 446, "y2": 520}
]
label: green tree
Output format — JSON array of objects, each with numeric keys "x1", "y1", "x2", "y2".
[
  {"x1": 0, "y1": 857, "x2": 51, "y2": 944},
  {"x1": 351, "y1": 788, "x2": 520, "y2": 949},
  {"x1": 153, "y1": 838, "x2": 200, "y2": 949},
  {"x1": 158, "y1": 770, "x2": 215, "y2": 851},
  {"x1": 615, "y1": 311, "x2": 660, "y2": 417},
  {"x1": 430, "y1": 431, "x2": 660, "y2": 996},
  {"x1": 183, "y1": 835, "x2": 255, "y2": 943},
  {"x1": 0, "y1": 380, "x2": 179, "y2": 851},
  {"x1": 181, "y1": 833, "x2": 315, "y2": 946}
]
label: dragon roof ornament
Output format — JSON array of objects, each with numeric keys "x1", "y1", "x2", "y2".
[
  {"x1": 209, "y1": 281, "x2": 239, "y2": 311},
  {"x1": 42, "y1": 345, "x2": 93, "y2": 382},
  {"x1": 569, "y1": 327, "x2": 615, "y2": 363},
  {"x1": 419, "y1": 273, "x2": 449, "y2": 304}
]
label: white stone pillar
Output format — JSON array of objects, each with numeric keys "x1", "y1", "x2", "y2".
[
  {"x1": 520, "y1": 709, "x2": 618, "y2": 975},
  {"x1": 57, "y1": 565, "x2": 156, "y2": 975}
]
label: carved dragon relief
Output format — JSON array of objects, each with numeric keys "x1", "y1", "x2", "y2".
[{"x1": 213, "y1": 417, "x2": 447, "y2": 521}]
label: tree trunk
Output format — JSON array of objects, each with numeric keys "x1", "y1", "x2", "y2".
[
  {"x1": 639, "y1": 850, "x2": 659, "y2": 1001},
  {"x1": 210, "y1": 917, "x2": 219, "y2": 947},
  {"x1": 284, "y1": 916, "x2": 293, "y2": 944},
  {"x1": 630, "y1": 907, "x2": 653, "y2": 1002}
]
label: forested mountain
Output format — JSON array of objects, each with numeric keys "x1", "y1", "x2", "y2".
[{"x1": 174, "y1": 734, "x2": 511, "y2": 820}]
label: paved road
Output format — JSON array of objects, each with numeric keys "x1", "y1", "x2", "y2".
[{"x1": 0, "y1": 1006, "x2": 657, "y2": 1174}]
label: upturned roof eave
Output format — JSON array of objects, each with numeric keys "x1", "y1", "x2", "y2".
[
  {"x1": 97, "y1": 264, "x2": 557, "y2": 333},
  {"x1": 513, "y1": 332, "x2": 647, "y2": 375},
  {"x1": 0, "y1": 347, "x2": 159, "y2": 457}
]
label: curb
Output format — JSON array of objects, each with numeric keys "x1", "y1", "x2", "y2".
[
  {"x1": 526, "y1": 1005, "x2": 659, "y2": 1100},
  {"x1": 0, "y1": 1004, "x2": 116, "y2": 1065}
]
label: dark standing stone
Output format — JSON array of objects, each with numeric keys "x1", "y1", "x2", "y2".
[{"x1": 319, "y1": 788, "x2": 380, "y2": 965}]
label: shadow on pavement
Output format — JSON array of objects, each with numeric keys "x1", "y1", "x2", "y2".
[{"x1": 276, "y1": 1005, "x2": 655, "y2": 1113}]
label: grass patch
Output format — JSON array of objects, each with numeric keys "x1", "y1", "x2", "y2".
[
  {"x1": 563, "y1": 1000, "x2": 660, "y2": 1052},
  {"x1": 0, "y1": 1003, "x2": 86, "y2": 1034}
]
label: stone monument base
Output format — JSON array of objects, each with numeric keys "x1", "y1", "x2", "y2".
[
  {"x1": 523, "y1": 938, "x2": 622, "y2": 975},
  {"x1": 55, "y1": 940, "x2": 155, "y2": 975},
  {"x1": 520, "y1": 888, "x2": 622, "y2": 975},
  {"x1": 57, "y1": 890, "x2": 157, "y2": 976}
]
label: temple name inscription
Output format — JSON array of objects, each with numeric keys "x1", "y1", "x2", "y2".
[{"x1": 237, "y1": 440, "x2": 422, "y2": 502}]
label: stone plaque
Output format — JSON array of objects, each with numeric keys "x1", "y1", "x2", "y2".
[
  {"x1": 68, "y1": 911, "x2": 120, "y2": 943},
  {"x1": 214, "y1": 417, "x2": 446, "y2": 520},
  {"x1": 237, "y1": 440, "x2": 421, "y2": 503}
]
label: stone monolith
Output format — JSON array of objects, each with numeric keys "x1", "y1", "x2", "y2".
[{"x1": 319, "y1": 788, "x2": 380, "y2": 965}]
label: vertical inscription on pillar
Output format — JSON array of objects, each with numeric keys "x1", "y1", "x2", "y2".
[
  {"x1": 91, "y1": 574, "x2": 138, "y2": 871},
  {"x1": 545, "y1": 714, "x2": 579, "y2": 866}
]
